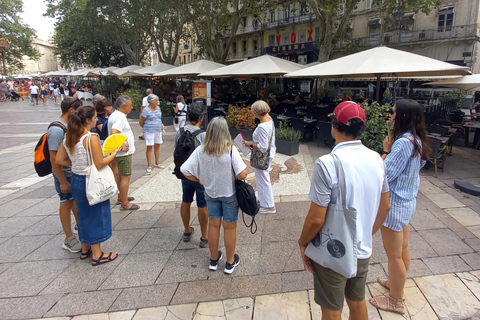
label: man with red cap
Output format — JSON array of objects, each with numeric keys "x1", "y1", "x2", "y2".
[{"x1": 298, "y1": 101, "x2": 391, "y2": 320}]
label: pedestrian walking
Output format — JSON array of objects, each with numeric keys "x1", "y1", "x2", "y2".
[
  {"x1": 174, "y1": 95, "x2": 188, "y2": 132},
  {"x1": 30, "y1": 81, "x2": 39, "y2": 105},
  {"x1": 298, "y1": 101, "x2": 391, "y2": 320},
  {"x1": 108, "y1": 95, "x2": 139, "y2": 211},
  {"x1": 47, "y1": 97, "x2": 84, "y2": 253},
  {"x1": 181, "y1": 117, "x2": 248, "y2": 274},
  {"x1": 40, "y1": 82, "x2": 48, "y2": 105},
  {"x1": 370, "y1": 99, "x2": 429, "y2": 315},
  {"x1": 173, "y1": 102, "x2": 209, "y2": 247},
  {"x1": 140, "y1": 94, "x2": 165, "y2": 174},
  {"x1": 243, "y1": 100, "x2": 276, "y2": 213},
  {"x1": 55, "y1": 105, "x2": 120, "y2": 266}
]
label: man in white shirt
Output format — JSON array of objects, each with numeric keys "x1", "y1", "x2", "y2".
[
  {"x1": 139, "y1": 88, "x2": 152, "y2": 140},
  {"x1": 30, "y1": 81, "x2": 39, "y2": 106},
  {"x1": 108, "y1": 95, "x2": 139, "y2": 210},
  {"x1": 298, "y1": 101, "x2": 391, "y2": 320}
]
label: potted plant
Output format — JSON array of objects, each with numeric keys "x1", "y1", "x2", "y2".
[
  {"x1": 160, "y1": 100, "x2": 174, "y2": 126},
  {"x1": 123, "y1": 86, "x2": 143, "y2": 119},
  {"x1": 275, "y1": 120, "x2": 302, "y2": 155},
  {"x1": 226, "y1": 106, "x2": 256, "y2": 140},
  {"x1": 359, "y1": 101, "x2": 392, "y2": 153}
]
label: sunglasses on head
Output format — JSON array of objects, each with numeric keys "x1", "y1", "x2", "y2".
[{"x1": 69, "y1": 98, "x2": 79, "y2": 107}]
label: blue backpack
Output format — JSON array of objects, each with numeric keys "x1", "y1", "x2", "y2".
[{"x1": 100, "y1": 119, "x2": 109, "y2": 141}]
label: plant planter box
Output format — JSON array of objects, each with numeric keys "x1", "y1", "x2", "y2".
[
  {"x1": 162, "y1": 116, "x2": 174, "y2": 126},
  {"x1": 127, "y1": 109, "x2": 140, "y2": 119},
  {"x1": 229, "y1": 127, "x2": 252, "y2": 140},
  {"x1": 276, "y1": 139, "x2": 299, "y2": 156}
]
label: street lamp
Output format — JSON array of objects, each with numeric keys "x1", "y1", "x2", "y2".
[{"x1": 0, "y1": 38, "x2": 11, "y2": 76}]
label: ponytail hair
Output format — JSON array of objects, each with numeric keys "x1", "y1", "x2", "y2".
[{"x1": 65, "y1": 106, "x2": 96, "y2": 155}]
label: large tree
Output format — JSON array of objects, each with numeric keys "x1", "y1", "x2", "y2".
[
  {"x1": 0, "y1": 0, "x2": 39, "y2": 73},
  {"x1": 306, "y1": 0, "x2": 441, "y2": 62},
  {"x1": 186, "y1": 0, "x2": 266, "y2": 64}
]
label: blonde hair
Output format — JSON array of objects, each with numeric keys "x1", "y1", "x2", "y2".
[
  {"x1": 203, "y1": 117, "x2": 232, "y2": 156},
  {"x1": 251, "y1": 100, "x2": 271, "y2": 116},
  {"x1": 176, "y1": 95, "x2": 185, "y2": 104}
]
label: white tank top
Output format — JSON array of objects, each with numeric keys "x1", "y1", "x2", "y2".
[{"x1": 63, "y1": 132, "x2": 97, "y2": 175}]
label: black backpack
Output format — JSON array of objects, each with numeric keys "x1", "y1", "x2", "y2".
[
  {"x1": 173, "y1": 127, "x2": 204, "y2": 179},
  {"x1": 34, "y1": 121, "x2": 67, "y2": 177},
  {"x1": 99, "y1": 119, "x2": 109, "y2": 141}
]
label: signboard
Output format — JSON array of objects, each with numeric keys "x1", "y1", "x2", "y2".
[
  {"x1": 265, "y1": 42, "x2": 318, "y2": 55},
  {"x1": 193, "y1": 82, "x2": 207, "y2": 100}
]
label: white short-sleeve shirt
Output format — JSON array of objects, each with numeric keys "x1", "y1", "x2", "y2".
[
  {"x1": 309, "y1": 141, "x2": 389, "y2": 259},
  {"x1": 142, "y1": 96, "x2": 148, "y2": 108},
  {"x1": 181, "y1": 146, "x2": 247, "y2": 198},
  {"x1": 108, "y1": 110, "x2": 136, "y2": 157}
]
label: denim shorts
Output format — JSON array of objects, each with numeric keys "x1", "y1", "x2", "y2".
[
  {"x1": 53, "y1": 174, "x2": 74, "y2": 202},
  {"x1": 182, "y1": 179, "x2": 206, "y2": 208},
  {"x1": 205, "y1": 193, "x2": 239, "y2": 223}
]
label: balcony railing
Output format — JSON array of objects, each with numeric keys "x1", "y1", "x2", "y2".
[
  {"x1": 263, "y1": 14, "x2": 316, "y2": 29},
  {"x1": 227, "y1": 49, "x2": 262, "y2": 60},
  {"x1": 336, "y1": 24, "x2": 477, "y2": 49}
]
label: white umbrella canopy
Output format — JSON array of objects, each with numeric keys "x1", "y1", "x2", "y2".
[
  {"x1": 69, "y1": 68, "x2": 92, "y2": 76},
  {"x1": 425, "y1": 74, "x2": 480, "y2": 91},
  {"x1": 87, "y1": 66, "x2": 119, "y2": 76},
  {"x1": 155, "y1": 60, "x2": 226, "y2": 77},
  {"x1": 285, "y1": 46, "x2": 471, "y2": 79},
  {"x1": 136, "y1": 63, "x2": 174, "y2": 75},
  {"x1": 46, "y1": 70, "x2": 71, "y2": 76},
  {"x1": 199, "y1": 55, "x2": 304, "y2": 78},
  {"x1": 110, "y1": 65, "x2": 143, "y2": 77}
]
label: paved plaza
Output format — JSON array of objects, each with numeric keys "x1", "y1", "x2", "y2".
[{"x1": 1, "y1": 99, "x2": 480, "y2": 319}]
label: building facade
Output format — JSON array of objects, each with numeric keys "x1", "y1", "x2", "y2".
[
  {"x1": 21, "y1": 39, "x2": 58, "y2": 74},
  {"x1": 218, "y1": 0, "x2": 480, "y2": 72}
]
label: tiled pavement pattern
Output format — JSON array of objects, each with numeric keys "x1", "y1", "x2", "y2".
[{"x1": 2, "y1": 100, "x2": 480, "y2": 319}]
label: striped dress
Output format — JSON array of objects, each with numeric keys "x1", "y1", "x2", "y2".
[{"x1": 383, "y1": 132, "x2": 423, "y2": 231}]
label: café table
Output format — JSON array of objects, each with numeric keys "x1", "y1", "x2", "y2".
[{"x1": 463, "y1": 122, "x2": 480, "y2": 147}]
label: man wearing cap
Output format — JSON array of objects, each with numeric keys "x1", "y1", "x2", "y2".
[
  {"x1": 298, "y1": 101, "x2": 391, "y2": 320},
  {"x1": 174, "y1": 102, "x2": 209, "y2": 248}
]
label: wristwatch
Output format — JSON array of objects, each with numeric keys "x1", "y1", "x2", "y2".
[
  {"x1": 381, "y1": 151, "x2": 390, "y2": 155},
  {"x1": 251, "y1": 143, "x2": 254, "y2": 148}
]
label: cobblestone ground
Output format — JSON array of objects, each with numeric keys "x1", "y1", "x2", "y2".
[{"x1": 1, "y1": 98, "x2": 480, "y2": 319}]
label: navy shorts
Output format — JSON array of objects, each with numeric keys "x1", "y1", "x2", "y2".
[
  {"x1": 181, "y1": 179, "x2": 207, "y2": 208},
  {"x1": 53, "y1": 175, "x2": 74, "y2": 202}
]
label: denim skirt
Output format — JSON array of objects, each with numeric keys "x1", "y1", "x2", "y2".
[{"x1": 71, "y1": 174, "x2": 112, "y2": 245}]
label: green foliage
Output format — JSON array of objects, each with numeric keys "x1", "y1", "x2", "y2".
[
  {"x1": 160, "y1": 100, "x2": 174, "y2": 117},
  {"x1": 92, "y1": 77, "x2": 125, "y2": 99},
  {"x1": 122, "y1": 86, "x2": 144, "y2": 110},
  {"x1": 359, "y1": 101, "x2": 392, "y2": 153},
  {"x1": 442, "y1": 89, "x2": 467, "y2": 109},
  {"x1": 383, "y1": 88, "x2": 392, "y2": 100},
  {"x1": 276, "y1": 120, "x2": 302, "y2": 142},
  {"x1": 0, "y1": 0, "x2": 39, "y2": 73}
]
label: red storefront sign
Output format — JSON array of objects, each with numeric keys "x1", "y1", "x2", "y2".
[{"x1": 275, "y1": 30, "x2": 314, "y2": 46}]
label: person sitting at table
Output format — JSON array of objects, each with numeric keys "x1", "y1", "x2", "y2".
[{"x1": 342, "y1": 92, "x2": 352, "y2": 102}]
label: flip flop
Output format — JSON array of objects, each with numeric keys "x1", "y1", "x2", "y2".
[
  {"x1": 183, "y1": 227, "x2": 194, "y2": 242},
  {"x1": 116, "y1": 197, "x2": 135, "y2": 205},
  {"x1": 120, "y1": 204, "x2": 140, "y2": 211}
]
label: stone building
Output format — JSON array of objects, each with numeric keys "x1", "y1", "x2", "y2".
[{"x1": 21, "y1": 39, "x2": 58, "y2": 74}]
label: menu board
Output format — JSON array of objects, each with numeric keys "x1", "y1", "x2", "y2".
[{"x1": 193, "y1": 82, "x2": 207, "y2": 100}]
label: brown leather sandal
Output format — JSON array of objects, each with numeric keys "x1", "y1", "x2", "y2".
[
  {"x1": 369, "y1": 295, "x2": 405, "y2": 315},
  {"x1": 378, "y1": 276, "x2": 390, "y2": 290}
]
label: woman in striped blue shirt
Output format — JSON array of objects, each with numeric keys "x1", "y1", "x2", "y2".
[
  {"x1": 370, "y1": 99, "x2": 429, "y2": 314},
  {"x1": 140, "y1": 94, "x2": 165, "y2": 174}
]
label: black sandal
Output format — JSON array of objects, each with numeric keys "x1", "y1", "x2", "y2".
[
  {"x1": 92, "y1": 252, "x2": 118, "y2": 266},
  {"x1": 80, "y1": 248, "x2": 92, "y2": 260},
  {"x1": 183, "y1": 227, "x2": 194, "y2": 242}
]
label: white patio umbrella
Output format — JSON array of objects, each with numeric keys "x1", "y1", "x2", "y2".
[
  {"x1": 155, "y1": 60, "x2": 226, "y2": 77},
  {"x1": 46, "y1": 70, "x2": 71, "y2": 76},
  {"x1": 199, "y1": 55, "x2": 304, "y2": 78},
  {"x1": 136, "y1": 63, "x2": 174, "y2": 76},
  {"x1": 425, "y1": 74, "x2": 480, "y2": 91},
  {"x1": 87, "y1": 66, "x2": 119, "y2": 76},
  {"x1": 110, "y1": 65, "x2": 143, "y2": 77},
  {"x1": 69, "y1": 68, "x2": 92, "y2": 76}
]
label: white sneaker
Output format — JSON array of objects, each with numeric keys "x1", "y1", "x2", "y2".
[
  {"x1": 258, "y1": 206, "x2": 276, "y2": 214},
  {"x1": 154, "y1": 164, "x2": 165, "y2": 169},
  {"x1": 146, "y1": 167, "x2": 152, "y2": 174}
]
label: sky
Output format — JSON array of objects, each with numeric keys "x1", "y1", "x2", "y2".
[{"x1": 20, "y1": 0, "x2": 56, "y2": 41}]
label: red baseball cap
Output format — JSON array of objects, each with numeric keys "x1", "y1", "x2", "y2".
[{"x1": 330, "y1": 101, "x2": 366, "y2": 125}]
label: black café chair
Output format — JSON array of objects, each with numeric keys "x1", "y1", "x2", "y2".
[
  {"x1": 270, "y1": 113, "x2": 279, "y2": 128},
  {"x1": 291, "y1": 117, "x2": 315, "y2": 142},
  {"x1": 427, "y1": 125, "x2": 449, "y2": 137},
  {"x1": 427, "y1": 136, "x2": 446, "y2": 177},
  {"x1": 316, "y1": 121, "x2": 335, "y2": 147}
]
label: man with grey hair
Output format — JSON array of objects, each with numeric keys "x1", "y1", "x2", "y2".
[
  {"x1": 93, "y1": 93, "x2": 106, "y2": 106},
  {"x1": 174, "y1": 102, "x2": 209, "y2": 247},
  {"x1": 108, "y1": 95, "x2": 139, "y2": 210}
]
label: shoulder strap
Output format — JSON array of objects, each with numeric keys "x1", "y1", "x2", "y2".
[
  {"x1": 48, "y1": 121, "x2": 67, "y2": 133},
  {"x1": 180, "y1": 127, "x2": 185, "y2": 136},
  {"x1": 331, "y1": 153, "x2": 347, "y2": 207},
  {"x1": 230, "y1": 147, "x2": 236, "y2": 177},
  {"x1": 192, "y1": 129, "x2": 204, "y2": 137}
]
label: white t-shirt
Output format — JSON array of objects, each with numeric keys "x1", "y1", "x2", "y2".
[
  {"x1": 108, "y1": 110, "x2": 136, "y2": 157},
  {"x1": 142, "y1": 96, "x2": 148, "y2": 108},
  {"x1": 309, "y1": 140, "x2": 389, "y2": 259},
  {"x1": 176, "y1": 102, "x2": 188, "y2": 117},
  {"x1": 181, "y1": 145, "x2": 247, "y2": 198},
  {"x1": 30, "y1": 85, "x2": 39, "y2": 94},
  {"x1": 252, "y1": 119, "x2": 276, "y2": 160}
]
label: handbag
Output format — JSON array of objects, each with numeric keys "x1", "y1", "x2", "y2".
[
  {"x1": 250, "y1": 122, "x2": 273, "y2": 170},
  {"x1": 85, "y1": 134, "x2": 119, "y2": 206},
  {"x1": 231, "y1": 149, "x2": 259, "y2": 234},
  {"x1": 304, "y1": 153, "x2": 358, "y2": 278}
]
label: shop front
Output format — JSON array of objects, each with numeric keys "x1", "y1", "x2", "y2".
[{"x1": 264, "y1": 42, "x2": 319, "y2": 65}]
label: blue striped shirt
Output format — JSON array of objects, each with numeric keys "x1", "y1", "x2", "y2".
[{"x1": 141, "y1": 107, "x2": 163, "y2": 133}]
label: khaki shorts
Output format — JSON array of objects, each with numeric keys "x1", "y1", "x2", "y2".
[
  {"x1": 312, "y1": 258, "x2": 370, "y2": 311},
  {"x1": 116, "y1": 155, "x2": 132, "y2": 176}
]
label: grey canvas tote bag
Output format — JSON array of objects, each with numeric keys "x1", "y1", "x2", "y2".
[{"x1": 305, "y1": 153, "x2": 358, "y2": 278}]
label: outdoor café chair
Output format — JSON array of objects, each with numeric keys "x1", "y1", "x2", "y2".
[
  {"x1": 427, "y1": 135, "x2": 447, "y2": 177},
  {"x1": 316, "y1": 121, "x2": 334, "y2": 147}
]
